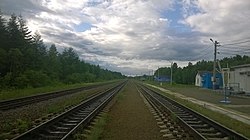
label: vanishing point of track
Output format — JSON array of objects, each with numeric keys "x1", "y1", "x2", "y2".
[
  {"x1": 137, "y1": 83, "x2": 248, "y2": 140},
  {"x1": 12, "y1": 81, "x2": 126, "y2": 140}
]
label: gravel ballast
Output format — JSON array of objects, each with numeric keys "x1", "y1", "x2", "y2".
[{"x1": 102, "y1": 81, "x2": 164, "y2": 140}]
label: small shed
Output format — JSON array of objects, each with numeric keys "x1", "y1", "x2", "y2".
[
  {"x1": 195, "y1": 71, "x2": 207, "y2": 87},
  {"x1": 155, "y1": 75, "x2": 170, "y2": 82},
  {"x1": 195, "y1": 71, "x2": 223, "y2": 89}
]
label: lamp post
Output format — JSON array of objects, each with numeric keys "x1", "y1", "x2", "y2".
[
  {"x1": 210, "y1": 38, "x2": 219, "y2": 90},
  {"x1": 170, "y1": 62, "x2": 173, "y2": 85}
]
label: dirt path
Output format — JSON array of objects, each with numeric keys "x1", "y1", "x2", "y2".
[{"x1": 102, "y1": 81, "x2": 163, "y2": 140}]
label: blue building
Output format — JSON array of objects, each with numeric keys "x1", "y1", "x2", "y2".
[
  {"x1": 201, "y1": 72, "x2": 223, "y2": 89},
  {"x1": 195, "y1": 71, "x2": 223, "y2": 89},
  {"x1": 154, "y1": 75, "x2": 170, "y2": 82}
]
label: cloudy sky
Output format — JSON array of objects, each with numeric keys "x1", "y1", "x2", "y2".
[{"x1": 1, "y1": 0, "x2": 250, "y2": 76}]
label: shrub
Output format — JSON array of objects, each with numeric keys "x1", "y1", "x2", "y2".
[
  {"x1": 23, "y1": 70, "x2": 51, "y2": 88},
  {"x1": 65, "y1": 73, "x2": 83, "y2": 84},
  {"x1": 14, "y1": 74, "x2": 29, "y2": 88}
]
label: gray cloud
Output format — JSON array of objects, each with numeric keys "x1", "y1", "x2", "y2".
[{"x1": 1, "y1": 0, "x2": 249, "y2": 75}]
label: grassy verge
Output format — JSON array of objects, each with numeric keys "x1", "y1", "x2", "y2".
[
  {"x1": 0, "y1": 80, "x2": 119, "y2": 101},
  {"x1": 146, "y1": 81, "x2": 201, "y2": 90},
  {"x1": 0, "y1": 84, "x2": 116, "y2": 140},
  {"x1": 146, "y1": 81, "x2": 250, "y2": 115},
  {"x1": 149, "y1": 85, "x2": 250, "y2": 138},
  {"x1": 86, "y1": 113, "x2": 109, "y2": 140},
  {"x1": 74, "y1": 83, "x2": 125, "y2": 140}
]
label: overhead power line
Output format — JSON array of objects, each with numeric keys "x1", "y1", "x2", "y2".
[
  {"x1": 219, "y1": 50, "x2": 250, "y2": 54},
  {"x1": 220, "y1": 45, "x2": 250, "y2": 49},
  {"x1": 174, "y1": 45, "x2": 213, "y2": 61},
  {"x1": 220, "y1": 52, "x2": 250, "y2": 56},
  {"x1": 222, "y1": 40, "x2": 250, "y2": 46},
  {"x1": 219, "y1": 47, "x2": 250, "y2": 51},
  {"x1": 221, "y1": 38, "x2": 250, "y2": 45}
]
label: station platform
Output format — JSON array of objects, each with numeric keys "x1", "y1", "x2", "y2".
[{"x1": 147, "y1": 84, "x2": 250, "y2": 125}]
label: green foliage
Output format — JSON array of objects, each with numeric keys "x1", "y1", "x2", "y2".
[
  {"x1": 0, "y1": 11, "x2": 124, "y2": 89},
  {"x1": 14, "y1": 74, "x2": 29, "y2": 88},
  {"x1": 1, "y1": 73, "x2": 14, "y2": 88},
  {"x1": 22, "y1": 70, "x2": 51, "y2": 88},
  {"x1": 15, "y1": 119, "x2": 29, "y2": 132},
  {"x1": 155, "y1": 55, "x2": 250, "y2": 85},
  {"x1": 65, "y1": 73, "x2": 84, "y2": 84}
]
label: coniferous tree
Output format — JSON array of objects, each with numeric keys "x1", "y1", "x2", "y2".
[
  {"x1": 7, "y1": 14, "x2": 21, "y2": 50},
  {"x1": 31, "y1": 31, "x2": 47, "y2": 70},
  {"x1": 0, "y1": 10, "x2": 8, "y2": 50},
  {"x1": 0, "y1": 11, "x2": 8, "y2": 76},
  {"x1": 47, "y1": 44, "x2": 60, "y2": 79},
  {"x1": 0, "y1": 11, "x2": 124, "y2": 88}
]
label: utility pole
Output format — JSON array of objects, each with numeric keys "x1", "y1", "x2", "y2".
[
  {"x1": 170, "y1": 62, "x2": 173, "y2": 85},
  {"x1": 148, "y1": 70, "x2": 150, "y2": 81},
  {"x1": 157, "y1": 67, "x2": 159, "y2": 81},
  {"x1": 210, "y1": 38, "x2": 220, "y2": 90},
  {"x1": 152, "y1": 70, "x2": 154, "y2": 81}
]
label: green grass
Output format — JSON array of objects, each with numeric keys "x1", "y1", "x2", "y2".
[
  {"x1": 86, "y1": 113, "x2": 109, "y2": 140},
  {"x1": 74, "y1": 84, "x2": 124, "y2": 140},
  {"x1": 149, "y1": 86, "x2": 250, "y2": 138},
  {"x1": 44, "y1": 88, "x2": 101, "y2": 114},
  {"x1": 0, "y1": 83, "x2": 119, "y2": 140},
  {"x1": 0, "y1": 80, "x2": 119, "y2": 101},
  {"x1": 146, "y1": 81, "x2": 250, "y2": 114},
  {"x1": 146, "y1": 80, "x2": 197, "y2": 88},
  {"x1": 73, "y1": 113, "x2": 109, "y2": 140}
]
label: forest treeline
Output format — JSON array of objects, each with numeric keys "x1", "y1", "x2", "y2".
[
  {"x1": 154, "y1": 55, "x2": 250, "y2": 84},
  {"x1": 0, "y1": 12, "x2": 124, "y2": 89}
]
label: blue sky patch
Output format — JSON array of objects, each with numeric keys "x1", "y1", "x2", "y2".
[
  {"x1": 74, "y1": 22, "x2": 93, "y2": 32},
  {"x1": 160, "y1": 2, "x2": 193, "y2": 35}
]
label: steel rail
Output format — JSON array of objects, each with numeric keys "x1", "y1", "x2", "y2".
[
  {"x1": 138, "y1": 84, "x2": 248, "y2": 140},
  {"x1": 12, "y1": 81, "x2": 126, "y2": 140},
  {"x1": 0, "y1": 81, "x2": 118, "y2": 111}
]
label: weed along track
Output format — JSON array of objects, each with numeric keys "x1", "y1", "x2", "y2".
[
  {"x1": 100, "y1": 81, "x2": 164, "y2": 140},
  {"x1": 138, "y1": 87, "x2": 191, "y2": 139},
  {"x1": 0, "y1": 82, "x2": 115, "y2": 111},
  {"x1": 137, "y1": 83, "x2": 248, "y2": 140},
  {"x1": 2, "y1": 80, "x2": 248, "y2": 140},
  {"x1": 12, "y1": 81, "x2": 126, "y2": 140}
]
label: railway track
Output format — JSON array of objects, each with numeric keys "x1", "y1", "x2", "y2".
[
  {"x1": 0, "y1": 82, "x2": 117, "y2": 111},
  {"x1": 12, "y1": 81, "x2": 126, "y2": 140},
  {"x1": 138, "y1": 84, "x2": 248, "y2": 140}
]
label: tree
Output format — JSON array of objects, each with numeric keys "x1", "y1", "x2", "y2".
[
  {"x1": 46, "y1": 44, "x2": 60, "y2": 79},
  {"x1": 0, "y1": 11, "x2": 125, "y2": 88},
  {"x1": 17, "y1": 16, "x2": 36, "y2": 70},
  {"x1": 18, "y1": 15, "x2": 32, "y2": 45},
  {"x1": 0, "y1": 48, "x2": 7, "y2": 77},
  {"x1": 31, "y1": 31, "x2": 47, "y2": 70},
  {"x1": 59, "y1": 48, "x2": 80, "y2": 82},
  {"x1": 0, "y1": 10, "x2": 8, "y2": 50},
  {"x1": 7, "y1": 14, "x2": 21, "y2": 50},
  {"x1": 8, "y1": 48, "x2": 23, "y2": 75}
]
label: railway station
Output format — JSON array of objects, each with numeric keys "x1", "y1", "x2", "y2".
[{"x1": 0, "y1": 0, "x2": 250, "y2": 139}]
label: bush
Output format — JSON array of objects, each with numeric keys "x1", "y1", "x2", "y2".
[
  {"x1": 83, "y1": 72, "x2": 96, "y2": 82},
  {"x1": 65, "y1": 73, "x2": 83, "y2": 84},
  {"x1": 0, "y1": 71, "x2": 51, "y2": 88},
  {"x1": 1, "y1": 72, "x2": 14, "y2": 88},
  {"x1": 22, "y1": 70, "x2": 51, "y2": 88},
  {"x1": 14, "y1": 74, "x2": 29, "y2": 88},
  {"x1": 64, "y1": 72, "x2": 97, "y2": 84}
]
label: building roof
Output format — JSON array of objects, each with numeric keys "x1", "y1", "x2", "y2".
[
  {"x1": 196, "y1": 71, "x2": 222, "y2": 77},
  {"x1": 231, "y1": 64, "x2": 250, "y2": 69},
  {"x1": 197, "y1": 71, "x2": 211, "y2": 75}
]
